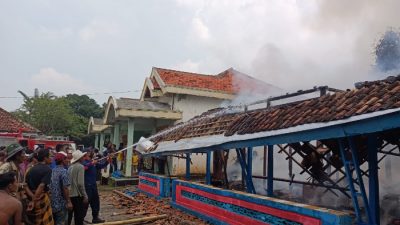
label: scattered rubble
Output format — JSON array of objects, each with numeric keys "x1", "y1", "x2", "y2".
[{"x1": 101, "y1": 188, "x2": 208, "y2": 225}]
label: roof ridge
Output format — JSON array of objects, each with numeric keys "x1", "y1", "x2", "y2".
[
  {"x1": 119, "y1": 97, "x2": 140, "y2": 100},
  {"x1": 152, "y1": 66, "x2": 276, "y2": 95},
  {"x1": 154, "y1": 67, "x2": 214, "y2": 77},
  {"x1": 355, "y1": 74, "x2": 400, "y2": 89}
]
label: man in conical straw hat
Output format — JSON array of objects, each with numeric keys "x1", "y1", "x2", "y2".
[{"x1": 67, "y1": 150, "x2": 88, "y2": 225}]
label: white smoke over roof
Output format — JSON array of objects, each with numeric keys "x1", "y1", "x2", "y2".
[{"x1": 177, "y1": 0, "x2": 400, "y2": 92}]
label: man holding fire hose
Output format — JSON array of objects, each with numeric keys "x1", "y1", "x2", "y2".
[{"x1": 82, "y1": 148, "x2": 111, "y2": 224}]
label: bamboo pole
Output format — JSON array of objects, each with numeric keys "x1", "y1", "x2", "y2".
[
  {"x1": 95, "y1": 214, "x2": 167, "y2": 225},
  {"x1": 113, "y1": 190, "x2": 140, "y2": 203}
]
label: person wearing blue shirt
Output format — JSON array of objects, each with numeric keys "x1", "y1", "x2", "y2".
[
  {"x1": 82, "y1": 149, "x2": 110, "y2": 224},
  {"x1": 50, "y1": 153, "x2": 72, "y2": 225}
]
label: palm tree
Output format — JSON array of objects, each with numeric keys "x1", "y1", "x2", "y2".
[
  {"x1": 17, "y1": 90, "x2": 56, "y2": 114},
  {"x1": 18, "y1": 90, "x2": 34, "y2": 115}
]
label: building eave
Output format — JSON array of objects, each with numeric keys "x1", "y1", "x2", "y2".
[
  {"x1": 146, "y1": 108, "x2": 400, "y2": 155},
  {"x1": 103, "y1": 96, "x2": 119, "y2": 125},
  {"x1": 118, "y1": 108, "x2": 182, "y2": 120},
  {"x1": 88, "y1": 124, "x2": 112, "y2": 134},
  {"x1": 88, "y1": 116, "x2": 112, "y2": 134},
  {"x1": 163, "y1": 86, "x2": 235, "y2": 100}
]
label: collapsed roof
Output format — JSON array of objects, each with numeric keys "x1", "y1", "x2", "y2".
[{"x1": 143, "y1": 75, "x2": 400, "y2": 155}]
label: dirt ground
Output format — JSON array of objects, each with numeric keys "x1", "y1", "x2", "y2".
[{"x1": 83, "y1": 185, "x2": 208, "y2": 225}]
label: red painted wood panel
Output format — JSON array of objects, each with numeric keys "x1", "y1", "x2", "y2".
[
  {"x1": 175, "y1": 185, "x2": 321, "y2": 225},
  {"x1": 138, "y1": 175, "x2": 160, "y2": 196}
]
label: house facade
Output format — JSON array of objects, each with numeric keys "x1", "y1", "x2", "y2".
[{"x1": 88, "y1": 67, "x2": 278, "y2": 177}]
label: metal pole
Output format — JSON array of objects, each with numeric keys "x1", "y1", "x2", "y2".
[
  {"x1": 267, "y1": 145, "x2": 274, "y2": 197},
  {"x1": 338, "y1": 139, "x2": 362, "y2": 223},
  {"x1": 239, "y1": 148, "x2": 246, "y2": 189},
  {"x1": 288, "y1": 146, "x2": 293, "y2": 192},
  {"x1": 263, "y1": 146, "x2": 267, "y2": 190},
  {"x1": 236, "y1": 148, "x2": 249, "y2": 192},
  {"x1": 247, "y1": 147, "x2": 255, "y2": 194},
  {"x1": 348, "y1": 137, "x2": 372, "y2": 224},
  {"x1": 247, "y1": 147, "x2": 253, "y2": 182},
  {"x1": 206, "y1": 151, "x2": 211, "y2": 185},
  {"x1": 367, "y1": 134, "x2": 380, "y2": 225},
  {"x1": 186, "y1": 153, "x2": 190, "y2": 180}
]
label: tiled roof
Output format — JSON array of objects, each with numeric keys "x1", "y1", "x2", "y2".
[
  {"x1": 116, "y1": 98, "x2": 172, "y2": 111},
  {"x1": 0, "y1": 107, "x2": 38, "y2": 133},
  {"x1": 152, "y1": 109, "x2": 241, "y2": 143},
  {"x1": 153, "y1": 67, "x2": 276, "y2": 94},
  {"x1": 152, "y1": 75, "x2": 400, "y2": 144}
]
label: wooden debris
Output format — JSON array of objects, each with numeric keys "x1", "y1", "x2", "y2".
[
  {"x1": 101, "y1": 190, "x2": 208, "y2": 225},
  {"x1": 95, "y1": 214, "x2": 167, "y2": 225},
  {"x1": 113, "y1": 190, "x2": 140, "y2": 203}
]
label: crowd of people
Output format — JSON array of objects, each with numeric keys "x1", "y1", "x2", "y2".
[
  {"x1": 101, "y1": 143, "x2": 140, "y2": 177},
  {"x1": 0, "y1": 143, "x2": 114, "y2": 225}
]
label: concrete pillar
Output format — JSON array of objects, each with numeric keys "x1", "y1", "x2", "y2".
[
  {"x1": 94, "y1": 134, "x2": 99, "y2": 149},
  {"x1": 113, "y1": 123, "x2": 120, "y2": 146},
  {"x1": 99, "y1": 133, "x2": 105, "y2": 150},
  {"x1": 125, "y1": 119, "x2": 134, "y2": 177}
]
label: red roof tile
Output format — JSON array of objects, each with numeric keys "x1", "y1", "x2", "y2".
[
  {"x1": 154, "y1": 67, "x2": 275, "y2": 94},
  {"x1": 0, "y1": 107, "x2": 38, "y2": 133},
  {"x1": 151, "y1": 75, "x2": 400, "y2": 143}
]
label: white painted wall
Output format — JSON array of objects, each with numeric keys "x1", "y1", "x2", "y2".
[
  {"x1": 171, "y1": 153, "x2": 208, "y2": 176},
  {"x1": 170, "y1": 94, "x2": 224, "y2": 122},
  {"x1": 155, "y1": 95, "x2": 171, "y2": 104},
  {"x1": 149, "y1": 93, "x2": 225, "y2": 122},
  {"x1": 166, "y1": 94, "x2": 225, "y2": 175},
  {"x1": 145, "y1": 94, "x2": 227, "y2": 176}
]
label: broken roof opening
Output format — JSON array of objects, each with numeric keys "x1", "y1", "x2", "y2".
[{"x1": 244, "y1": 86, "x2": 343, "y2": 111}]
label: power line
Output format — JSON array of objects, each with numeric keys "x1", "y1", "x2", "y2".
[
  {"x1": 0, "y1": 96, "x2": 22, "y2": 99},
  {"x1": 84, "y1": 90, "x2": 141, "y2": 96},
  {"x1": 0, "y1": 90, "x2": 142, "y2": 99}
]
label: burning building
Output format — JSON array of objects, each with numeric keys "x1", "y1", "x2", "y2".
[{"x1": 136, "y1": 75, "x2": 400, "y2": 224}]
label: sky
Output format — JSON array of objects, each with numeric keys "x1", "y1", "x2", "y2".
[{"x1": 1, "y1": 0, "x2": 400, "y2": 111}]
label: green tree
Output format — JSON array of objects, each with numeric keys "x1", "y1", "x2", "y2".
[
  {"x1": 63, "y1": 94, "x2": 103, "y2": 118},
  {"x1": 15, "y1": 91, "x2": 105, "y2": 146},
  {"x1": 15, "y1": 92, "x2": 77, "y2": 135},
  {"x1": 62, "y1": 94, "x2": 104, "y2": 146}
]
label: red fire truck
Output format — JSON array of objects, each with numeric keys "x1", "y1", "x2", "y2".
[{"x1": 0, "y1": 129, "x2": 76, "y2": 152}]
